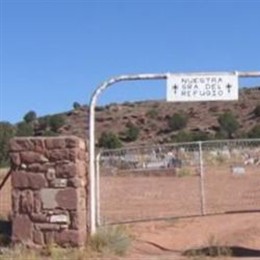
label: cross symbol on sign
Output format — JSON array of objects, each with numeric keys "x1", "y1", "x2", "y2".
[
  {"x1": 173, "y1": 85, "x2": 178, "y2": 94},
  {"x1": 226, "y1": 84, "x2": 232, "y2": 93}
]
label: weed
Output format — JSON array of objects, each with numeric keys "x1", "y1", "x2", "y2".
[
  {"x1": 176, "y1": 168, "x2": 191, "y2": 177},
  {"x1": 89, "y1": 225, "x2": 131, "y2": 256}
]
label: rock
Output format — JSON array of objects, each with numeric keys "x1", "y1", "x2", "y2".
[
  {"x1": 30, "y1": 213, "x2": 47, "y2": 222},
  {"x1": 28, "y1": 173, "x2": 47, "y2": 190},
  {"x1": 20, "y1": 151, "x2": 49, "y2": 164},
  {"x1": 55, "y1": 230, "x2": 84, "y2": 247},
  {"x1": 12, "y1": 190, "x2": 20, "y2": 214},
  {"x1": 34, "y1": 191, "x2": 43, "y2": 213},
  {"x1": 10, "y1": 153, "x2": 21, "y2": 167},
  {"x1": 56, "y1": 163, "x2": 77, "y2": 178},
  {"x1": 55, "y1": 188, "x2": 77, "y2": 210},
  {"x1": 40, "y1": 189, "x2": 58, "y2": 209},
  {"x1": 33, "y1": 230, "x2": 44, "y2": 245},
  {"x1": 9, "y1": 138, "x2": 34, "y2": 151},
  {"x1": 20, "y1": 190, "x2": 34, "y2": 214},
  {"x1": 12, "y1": 215, "x2": 33, "y2": 243},
  {"x1": 45, "y1": 138, "x2": 66, "y2": 150},
  {"x1": 47, "y1": 149, "x2": 70, "y2": 162},
  {"x1": 50, "y1": 178, "x2": 68, "y2": 188},
  {"x1": 35, "y1": 223, "x2": 60, "y2": 231},
  {"x1": 12, "y1": 170, "x2": 29, "y2": 188},
  {"x1": 46, "y1": 168, "x2": 56, "y2": 181}
]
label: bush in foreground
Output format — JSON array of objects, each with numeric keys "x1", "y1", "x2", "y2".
[{"x1": 90, "y1": 226, "x2": 131, "y2": 256}]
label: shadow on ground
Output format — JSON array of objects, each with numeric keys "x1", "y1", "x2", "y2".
[
  {"x1": 0, "y1": 220, "x2": 11, "y2": 246},
  {"x1": 183, "y1": 246, "x2": 260, "y2": 258}
]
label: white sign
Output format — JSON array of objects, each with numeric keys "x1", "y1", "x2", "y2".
[{"x1": 167, "y1": 73, "x2": 238, "y2": 102}]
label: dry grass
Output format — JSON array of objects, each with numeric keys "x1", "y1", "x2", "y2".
[
  {"x1": 0, "y1": 225, "x2": 132, "y2": 260},
  {"x1": 89, "y1": 225, "x2": 132, "y2": 256}
]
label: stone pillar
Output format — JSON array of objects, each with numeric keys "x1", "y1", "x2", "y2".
[{"x1": 9, "y1": 136, "x2": 88, "y2": 247}]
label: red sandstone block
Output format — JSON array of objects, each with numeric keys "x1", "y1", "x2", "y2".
[
  {"x1": 34, "y1": 191, "x2": 43, "y2": 213},
  {"x1": 12, "y1": 190, "x2": 20, "y2": 214},
  {"x1": 20, "y1": 151, "x2": 49, "y2": 164},
  {"x1": 65, "y1": 137, "x2": 81, "y2": 148},
  {"x1": 28, "y1": 173, "x2": 47, "y2": 190},
  {"x1": 12, "y1": 171, "x2": 47, "y2": 190},
  {"x1": 31, "y1": 139, "x2": 45, "y2": 153},
  {"x1": 76, "y1": 161, "x2": 87, "y2": 177},
  {"x1": 45, "y1": 138, "x2": 66, "y2": 150},
  {"x1": 20, "y1": 190, "x2": 34, "y2": 214},
  {"x1": 27, "y1": 163, "x2": 46, "y2": 172},
  {"x1": 56, "y1": 162, "x2": 77, "y2": 178},
  {"x1": 33, "y1": 230, "x2": 44, "y2": 245},
  {"x1": 44, "y1": 231, "x2": 54, "y2": 245},
  {"x1": 10, "y1": 153, "x2": 21, "y2": 166},
  {"x1": 12, "y1": 170, "x2": 29, "y2": 188},
  {"x1": 56, "y1": 188, "x2": 77, "y2": 210},
  {"x1": 35, "y1": 223, "x2": 60, "y2": 231},
  {"x1": 55, "y1": 230, "x2": 85, "y2": 247},
  {"x1": 47, "y1": 149, "x2": 70, "y2": 162},
  {"x1": 9, "y1": 138, "x2": 34, "y2": 151},
  {"x1": 12, "y1": 215, "x2": 33, "y2": 243},
  {"x1": 30, "y1": 213, "x2": 48, "y2": 223}
]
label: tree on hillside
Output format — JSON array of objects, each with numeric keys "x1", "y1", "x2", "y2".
[
  {"x1": 124, "y1": 122, "x2": 140, "y2": 142},
  {"x1": 73, "y1": 102, "x2": 81, "y2": 110},
  {"x1": 23, "y1": 110, "x2": 37, "y2": 123},
  {"x1": 168, "y1": 113, "x2": 188, "y2": 131},
  {"x1": 218, "y1": 112, "x2": 239, "y2": 138},
  {"x1": 49, "y1": 115, "x2": 65, "y2": 132},
  {"x1": 98, "y1": 132, "x2": 122, "y2": 149},
  {"x1": 0, "y1": 122, "x2": 15, "y2": 167}
]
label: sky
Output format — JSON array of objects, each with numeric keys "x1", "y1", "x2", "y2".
[{"x1": 1, "y1": 0, "x2": 260, "y2": 123}]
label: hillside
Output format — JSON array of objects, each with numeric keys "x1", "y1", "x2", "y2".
[{"x1": 58, "y1": 87, "x2": 260, "y2": 145}]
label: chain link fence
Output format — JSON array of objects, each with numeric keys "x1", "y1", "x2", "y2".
[{"x1": 97, "y1": 139, "x2": 260, "y2": 225}]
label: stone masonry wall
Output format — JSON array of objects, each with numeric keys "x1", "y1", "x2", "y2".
[{"x1": 9, "y1": 136, "x2": 88, "y2": 247}]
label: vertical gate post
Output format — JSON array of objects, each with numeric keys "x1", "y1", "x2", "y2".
[
  {"x1": 198, "y1": 141, "x2": 206, "y2": 215},
  {"x1": 95, "y1": 152, "x2": 101, "y2": 227}
]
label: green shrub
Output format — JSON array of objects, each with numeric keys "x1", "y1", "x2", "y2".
[
  {"x1": 90, "y1": 226, "x2": 131, "y2": 256},
  {"x1": 98, "y1": 132, "x2": 122, "y2": 149},
  {"x1": 42, "y1": 130, "x2": 58, "y2": 136},
  {"x1": 217, "y1": 112, "x2": 239, "y2": 138},
  {"x1": 38, "y1": 116, "x2": 50, "y2": 129},
  {"x1": 124, "y1": 122, "x2": 140, "y2": 142},
  {"x1": 168, "y1": 113, "x2": 188, "y2": 131},
  {"x1": 191, "y1": 131, "x2": 212, "y2": 141},
  {"x1": 49, "y1": 115, "x2": 65, "y2": 132},
  {"x1": 16, "y1": 122, "x2": 34, "y2": 137},
  {"x1": 171, "y1": 131, "x2": 193, "y2": 143}
]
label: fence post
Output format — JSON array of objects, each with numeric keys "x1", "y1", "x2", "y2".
[
  {"x1": 198, "y1": 141, "x2": 206, "y2": 215},
  {"x1": 95, "y1": 153, "x2": 101, "y2": 227}
]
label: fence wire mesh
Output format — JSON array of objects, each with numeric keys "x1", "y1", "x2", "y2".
[{"x1": 98, "y1": 139, "x2": 260, "y2": 225}]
